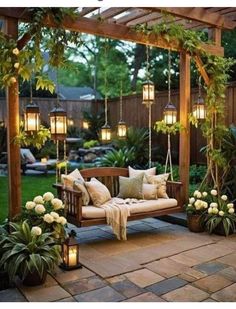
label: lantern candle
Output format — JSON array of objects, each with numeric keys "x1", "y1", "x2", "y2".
[
  {"x1": 68, "y1": 248, "x2": 77, "y2": 266},
  {"x1": 41, "y1": 157, "x2": 47, "y2": 163}
]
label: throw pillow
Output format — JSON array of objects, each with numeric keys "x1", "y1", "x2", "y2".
[
  {"x1": 128, "y1": 166, "x2": 156, "y2": 183},
  {"x1": 118, "y1": 173, "x2": 144, "y2": 199},
  {"x1": 85, "y1": 177, "x2": 111, "y2": 207},
  {"x1": 146, "y1": 173, "x2": 170, "y2": 198},
  {"x1": 61, "y1": 169, "x2": 85, "y2": 189},
  {"x1": 142, "y1": 183, "x2": 158, "y2": 200},
  {"x1": 73, "y1": 179, "x2": 90, "y2": 206}
]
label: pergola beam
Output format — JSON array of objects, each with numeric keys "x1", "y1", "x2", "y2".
[{"x1": 146, "y1": 7, "x2": 236, "y2": 29}]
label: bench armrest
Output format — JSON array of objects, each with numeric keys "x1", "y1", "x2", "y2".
[
  {"x1": 53, "y1": 183, "x2": 83, "y2": 224},
  {"x1": 166, "y1": 181, "x2": 183, "y2": 208}
]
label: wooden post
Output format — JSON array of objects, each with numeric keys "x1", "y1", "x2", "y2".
[
  {"x1": 6, "y1": 17, "x2": 21, "y2": 220},
  {"x1": 179, "y1": 52, "x2": 191, "y2": 205},
  {"x1": 208, "y1": 27, "x2": 222, "y2": 46}
]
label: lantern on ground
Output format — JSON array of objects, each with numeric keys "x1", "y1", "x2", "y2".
[
  {"x1": 24, "y1": 103, "x2": 40, "y2": 133},
  {"x1": 192, "y1": 77, "x2": 206, "y2": 120},
  {"x1": 50, "y1": 107, "x2": 67, "y2": 141},
  {"x1": 163, "y1": 102, "x2": 177, "y2": 125},
  {"x1": 142, "y1": 80, "x2": 155, "y2": 107},
  {"x1": 101, "y1": 123, "x2": 111, "y2": 142},
  {"x1": 60, "y1": 230, "x2": 82, "y2": 270}
]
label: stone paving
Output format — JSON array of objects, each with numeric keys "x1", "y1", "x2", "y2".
[{"x1": 1, "y1": 218, "x2": 236, "y2": 302}]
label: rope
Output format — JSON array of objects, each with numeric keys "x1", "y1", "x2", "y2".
[
  {"x1": 104, "y1": 39, "x2": 108, "y2": 125},
  {"x1": 120, "y1": 80, "x2": 123, "y2": 121},
  {"x1": 56, "y1": 139, "x2": 59, "y2": 184},
  {"x1": 29, "y1": 78, "x2": 33, "y2": 104},
  {"x1": 168, "y1": 49, "x2": 171, "y2": 103},
  {"x1": 64, "y1": 139, "x2": 67, "y2": 175},
  {"x1": 148, "y1": 103, "x2": 152, "y2": 168},
  {"x1": 198, "y1": 75, "x2": 202, "y2": 97},
  {"x1": 164, "y1": 133, "x2": 174, "y2": 181},
  {"x1": 56, "y1": 69, "x2": 59, "y2": 108}
]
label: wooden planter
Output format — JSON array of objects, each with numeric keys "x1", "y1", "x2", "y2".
[{"x1": 187, "y1": 214, "x2": 204, "y2": 233}]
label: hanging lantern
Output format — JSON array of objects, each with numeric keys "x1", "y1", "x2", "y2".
[
  {"x1": 117, "y1": 121, "x2": 127, "y2": 139},
  {"x1": 101, "y1": 124, "x2": 111, "y2": 142},
  {"x1": 163, "y1": 102, "x2": 177, "y2": 125},
  {"x1": 60, "y1": 230, "x2": 82, "y2": 270},
  {"x1": 67, "y1": 117, "x2": 74, "y2": 126},
  {"x1": 193, "y1": 96, "x2": 206, "y2": 120},
  {"x1": 50, "y1": 107, "x2": 67, "y2": 141},
  {"x1": 24, "y1": 103, "x2": 40, "y2": 133},
  {"x1": 142, "y1": 80, "x2": 155, "y2": 106},
  {"x1": 82, "y1": 120, "x2": 90, "y2": 129}
]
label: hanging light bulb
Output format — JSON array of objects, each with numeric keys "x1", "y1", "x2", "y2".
[
  {"x1": 163, "y1": 50, "x2": 177, "y2": 125},
  {"x1": 101, "y1": 39, "x2": 111, "y2": 143},
  {"x1": 50, "y1": 70, "x2": 67, "y2": 141},
  {"x1": 117, "y1": 81, "x2": 127, "y2": 139},
  {"x1": 24, "y1": 79, "x2": 40, "y2": 133},
  {"x1": 193, "y1": 76, "x2": 206, "y2": 120},
  {"x1": 142, "y1": 46, "x2": 155, "y2": 107}
]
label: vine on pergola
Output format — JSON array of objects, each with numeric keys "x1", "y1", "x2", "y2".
[
  {"x1": 135, "y1": 19, "x2": 235, "y2": 193},
  {"x1": 0, "y1": 9, "x2": 235, "y2": 194}
]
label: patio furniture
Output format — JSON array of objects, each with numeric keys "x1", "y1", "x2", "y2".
[{"x1": 53, "y1": 167, "x2": 183, "y2": 227}]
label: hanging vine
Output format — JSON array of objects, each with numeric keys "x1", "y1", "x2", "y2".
[{"x1": 135, "y1": 17, "x2": 236, "y2": 193}]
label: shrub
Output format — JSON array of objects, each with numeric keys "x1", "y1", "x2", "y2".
[
  {"x1": 83, "y1": 140, "x2": 99, "y2": 149},
  {"x1": 96, "y1": 148, "x2": 135, "y2": 167}
]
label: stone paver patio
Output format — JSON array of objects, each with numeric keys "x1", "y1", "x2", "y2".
[{"x1": 1, "y1": 218, "x2": 236, "y2": 302}]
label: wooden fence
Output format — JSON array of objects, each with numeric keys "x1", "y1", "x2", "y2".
[{"x1": 1, "y1": 81, "x2": 236, "y2": 164}]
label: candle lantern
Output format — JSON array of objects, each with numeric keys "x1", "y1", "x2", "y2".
[
  {"x1": 117, "y1": 121, "x2": 127, "y2": 139},
  {"x1": 50, "y1": 107, "x2": 67, "y2": 141},
  {"x1": 24, "y1": 103, "x2": 40, "y2": 133},
  {"x1": 82, "y1": 120, "x2": 89, "y2": 129},
  {"x1": 163, "y1": 102, "x2": 177, "y2": 125},
  {"x1": 142, "y1": 80, "x2": 155, "y2": 107},
  {"x1": 67, "y1": 117, "x2": 74, "y2": 126},
  {"x1": 60, "y1": 230, "x2": 82, "y2": 270},
  {"x1": 101, "y1": 124, "x2": 111, "y2": 142},
  {"x1": 193, "y1": 96, "x2": 206, "y2": 120}
]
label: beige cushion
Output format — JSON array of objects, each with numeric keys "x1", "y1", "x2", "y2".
[
  {"x1": 146, "y1": 173, "x2": 169, "y2": 198},
  {"x1": 85, "y1": 178, "x2": 111, "y2": 207},
  {"x1": 81, "y1": 198, "x2": 178, "y2": 219},
  {"x1": 142, "y1": 184, "x2": 158, "y2": 200},
  {"x1": 73, "y1": 179, "x2": 90, "y2": 206},
  {"x1": 61, "y1": 169, "x2": 85, "y2": 188},
  {"x1": 118, "y1": 173, "x2": 144, "y2": 199},
  {"x1": 128, "y1": 166, "x2": 156, "y2": 183}
]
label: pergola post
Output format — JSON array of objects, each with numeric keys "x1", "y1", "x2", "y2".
[
  {"x1": 6, "y1": 17, "x2": 21, "y2": 220},
  {"x1": 179, "y1": 51, "x2": 191, "y2": 205}
]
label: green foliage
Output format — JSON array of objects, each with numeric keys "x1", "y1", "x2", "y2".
[
  {"x1": 36, "y1": 141, "x2": 56, "y2": 159},
  {"x1": 0, "y1": 220, "x2": 61, "y2": 282},
  {"x1": 189, "y1": 165, "x2": 207, "y2": 184},
  {"x1": 83, "y1": 140, "x2": 99, "y2": 149},
  {"x1": 14, "y1": 122, "x2": 51, "y2": 149},
  {"x1": 96, "y1": 148, "x2": 135, "y2": 168},
  {"x1": 154, "y1": 120, "x2": 184, "y2": 135}
]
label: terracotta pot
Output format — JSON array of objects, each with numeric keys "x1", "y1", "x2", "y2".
[
  {"x1": 187, "y1": 214, "x2": 204, "y2": 233},
  {"x1": 22, "y1": 270, "x2": 47, "y2": 286},
  {"x1": 213, "y1": 222, "x2": 235, "y2": 236}
]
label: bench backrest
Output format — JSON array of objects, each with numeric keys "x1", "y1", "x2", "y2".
[{"x1": 80, "y1": 167, "x2": 128, "y2": 197}]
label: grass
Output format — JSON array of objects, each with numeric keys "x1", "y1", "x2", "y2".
[{"x1": 0, "y1": 175, "x2": 56, "y2": 224}]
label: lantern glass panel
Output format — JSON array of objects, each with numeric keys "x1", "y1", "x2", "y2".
[
  {"x1": 50, "y1": 115, "x2": 67, "y2": 134},
  {"x1": 101, "y1": 126, "x2": 111, "y2": 142},
  {"x1": 117, "y1": 123, "x2": 127, "y2": 138},
  {"x1": 193, "y1": 104, "x2": 206, "y2": 120},
  {"x1": 142, "y1": 82, "x2": 155, "y2": 105},
  {"x1": 83, "y1": 120, "x2": 89, "y2": 129},
  {"x1": 24, "y1": 112, "x2": 40, "y2": 132},
  {"x1": 163, "y1": 110, "x2": 177, "y2": 125}
]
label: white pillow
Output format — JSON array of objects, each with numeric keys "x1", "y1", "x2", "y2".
[
  {"x1": 142, "y1": 183, "x2": 158, "y2": 200},
  {"x1": 146, "y1": 173, "x2": 169, "y2": 199},
  {"x1": 128, "y1": 166, "x2": 156, "y2": 183},
  {"x1": 85, "y1": 178, "x2": 111, "y2": 207},
  {"x1": 73, "y1": 179, "x2": 90, "y2": 206}
]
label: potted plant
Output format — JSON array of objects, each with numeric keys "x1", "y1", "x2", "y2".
[
  {"x1": 0, "y1": 220, "x2": 61, "y2": 286},
  {"x1": 204, "y1": 190, "x2": 236, "y2": 236},
  {"x1": 186, "y1": 190, "x2": 209, "y2": 232}
]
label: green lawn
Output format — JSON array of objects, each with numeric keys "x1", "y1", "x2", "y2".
[{"x1": 0, "y1": 175, "x2": 56, "y2": 224}]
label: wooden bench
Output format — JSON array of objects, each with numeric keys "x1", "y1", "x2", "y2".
[{"x1": 53, "y1": 167, "x2": 183, "y2": 227}]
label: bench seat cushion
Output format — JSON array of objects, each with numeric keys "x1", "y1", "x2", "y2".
[{"x1": 82, "y1": 198, "x2": 178, "y2": 219}]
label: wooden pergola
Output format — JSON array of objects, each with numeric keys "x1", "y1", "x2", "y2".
[{"x1": 1, "y1": 7, "x2": 236, "y2": 219}]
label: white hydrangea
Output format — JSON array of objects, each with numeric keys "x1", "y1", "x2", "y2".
[
  {"x1": 43, "y1": 214, "x2": 54, "y2": 224},
  {"x1": 189, "y1": 197, "x2": 195, "y2": 204},
  {"x1": 33, "y1": 195, "x2": 44, "y2": 204},
  {"x1": 228, "y1": 208, "x2": 235, "y2": 214},
  {"x1": 221, "y1": 195, "x2": 228, "y2": 201},
  {"x1": 212, "y1": 208, "x2": 219, "y2": 215},
  {"x1": 210, "y1": 202, "x2": 218, "y2": 208},
  {"x1": 56, "y1": 216, "x2": 67, "y2": 225},
  {"x1": 196, "y1": 192, "x2": 202, "y2": 199},
  {"x1": 227, "y1": 203, "x2": 234, "y2": 209},
  {"x1": 51, "y1": 198, "x2": 63, "y2": 210},
  {"x1": 35, "y1": 204, "x2": 46, "y2": 214},
  {"x1": 12, "y1": 48, "x2": 19, "y2": 55},
  {"x1": 210, "y1": 189, "x2": 218, "y2": 196},
  {"x1": 208, "y1": 207, "x2": 213, "y2": 214},
  {"x1": 31, "y1": 226, "x2": 42, "y2": 236},
  {"x1": 219, "y1": 211, "x2": 224, "y2": 216},
  {"x1": 43, "y1": 192, "x2": 54, "y2": 202},
  {"x1": 193, "y1": 190, "x2": 200, "y2": 197},
  {"x1": 25, "y1": 201, "x2": 36, "y2": 210},
  {"x1": 202, "y1": 201, "x2": 208, "y2": 209},
  {"x1": 50, "y1": 211, "x2": 60, "y2": 219},
  {"x1": 202, "y1": 192, "x2": 208, "y2": 197}
]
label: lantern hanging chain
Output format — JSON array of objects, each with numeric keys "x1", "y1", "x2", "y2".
[
  {"x1": 64, "y1": 139, "x2": 67, "y2": 175},
  {"x1": 29, "y1": 78, "x2": 33, "y2": 104},
  {"x1": 148, "y1": 100, "x2": 152, "y2": 168},
  {"x1": 120, "y1": 80, "x2": 123, "y2": 121},
  {"x1": 146, "y1": 45, "x2": 150, "y2": 81},
  {"x1": 56, "y1": 140, "x2": 59, "y2": 184},
  {"x1": 168, "y1": 49, "x2": 171, "y2": 103},
  {"x1": 104, "y1": 39, "x2": 108, "y2": 125},
  {"x1": 198, "y1": 75, "x2": 202, "y2": 98},
  {"x1": 56, "y1": 68, "x2": 60, "y2": 108}
]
